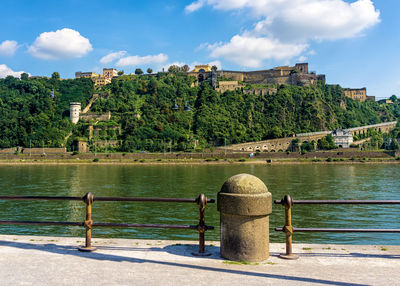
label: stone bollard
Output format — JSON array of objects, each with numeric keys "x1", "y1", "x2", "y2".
[{"x1": 218, "y1": 174, "x2": 272, "y2": 262}]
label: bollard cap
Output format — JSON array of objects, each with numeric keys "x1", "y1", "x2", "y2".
[
  {"x1": 220, "y1": 174, "x2": 268, "y2": 194},
  {"x1": 218, "y1": 174, "x2": 272, "y2": 216}
]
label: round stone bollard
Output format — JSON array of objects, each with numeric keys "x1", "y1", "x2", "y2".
[{"x1": 218, "y1": 174, "x2": 272, "y2": 262}]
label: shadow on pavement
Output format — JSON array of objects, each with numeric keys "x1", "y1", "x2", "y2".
[{"x1": 0, "y1": 240, "x2": 368, "y2": 286}]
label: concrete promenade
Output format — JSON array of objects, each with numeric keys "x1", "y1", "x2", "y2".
[{"x1": 0, "y1": 235, "x2": 399, "y2": 285}]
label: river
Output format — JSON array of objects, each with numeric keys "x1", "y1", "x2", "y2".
[{"x1": 0, "y1": 164, "x2": 399, "y2": 244}]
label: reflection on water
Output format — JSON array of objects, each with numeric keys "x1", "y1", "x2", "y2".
[{"x1": 0, "y1": 164, "x2": 399, "y2": 244}]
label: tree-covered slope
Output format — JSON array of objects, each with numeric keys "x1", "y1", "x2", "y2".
[
  {"x1": 0, "y1": 73, "x2": 398, "y2": 151},
  {"x1": 0, "y1": 76, "x2": 93, "y2": 148}
]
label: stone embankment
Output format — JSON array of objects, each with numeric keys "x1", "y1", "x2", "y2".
[
  {"x1": 0, "y1": 235, "x2": 398, "y2": 285},
  {"x1": 0, "y1": 150, "x2": 397, "y2": 164}
]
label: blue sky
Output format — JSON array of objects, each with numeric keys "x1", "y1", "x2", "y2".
[{"x1": 0, "y1": 0, "x2": 398, "y2": 99}]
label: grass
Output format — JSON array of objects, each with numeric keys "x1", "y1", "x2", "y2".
[
  {"x1": 302, "y1": 247, "x2": 312, "y2": 250},
  {"x1": 381, "y1": 247, "x2": 388, "y2": 251}
]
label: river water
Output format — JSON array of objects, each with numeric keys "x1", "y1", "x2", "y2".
[{"x1": 0, "y1": 164, "x2": 399, "y2": 245}]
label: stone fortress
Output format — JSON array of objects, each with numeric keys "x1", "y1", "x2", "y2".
[
  {"x1": 74, "y1": 63, "x2": 375, "y2": 102},
  {"x1": 189, "y1": 63, "x2": 325, "y2": 90},
  {"x1": 75, "y1": 68, "x2": 118, "y2": 88}
]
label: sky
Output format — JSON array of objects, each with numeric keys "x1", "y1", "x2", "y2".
[{"x1": 0, "y1": 0, "x2": 398, "y2": 99}]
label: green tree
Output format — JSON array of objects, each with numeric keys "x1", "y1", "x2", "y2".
[
  {"x1": 211, "y1": 65, "x2": 218, "y2": 71},
  {"x1": 147, "y1": 68, "x2": 153, "y2": 74},
  {"x1": 168, "y1": 65, "x2": 180, "y2": 73},
  {"x1": 51, "y1": 72, "x2": 60, "y2": 80},
  {"x1": 118, "y1": 70, "x2": 124, "y2": 76},
  {"x1": 181, "y1": 65, "x2": 190, "y2": 72},
  {"x1": 135, "y1": 68, "x2": 143, "y2": 75},
  {"x1": 20, "y1": 73, "x2": 29, "y2": 80}
]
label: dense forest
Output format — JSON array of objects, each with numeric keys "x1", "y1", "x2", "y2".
[{"x1": 0, "y1": 72, "x2": 399, "y2": 152}]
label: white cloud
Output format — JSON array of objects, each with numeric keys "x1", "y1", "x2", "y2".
[
  {"x1": 251, "y1": 0, "x2": 380, "y2": 41},
  {"x1": 185, "y1": 0, "x2": 205, "y2": 13},
  {"x1": 28, "y1": 28, "x2": 93, "y2": 60},
  {"x1": 100, "y1": 51, "x2": 127, "y2": 65},
  {"x1": 0, "y1": 64, "x2": 27, "y2": 78},
  {"x1": 0, "y1": 40, "x2": 18, "y2": 56},
  {"x1": 298, "y1": 56, "x2": 307, "y2": 62},
  {"x1": 209, "y1": 35, "x2": 308, "y2": 68},
  {"x1": 116, "y1": 53, "x2": 168, "y2": 67},
  {"x1": 208, "y1": 60, "x2": 222, "y2": 70},
  {"x1": 189, "y1": 0, "x2": 380, "y2": 67}
]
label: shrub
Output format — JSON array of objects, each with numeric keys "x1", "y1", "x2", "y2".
[
  {"x1": 326, "y1": 157, "x2": 333, "y2": 162},
  {"x1": 238, "y1": 158, "x2": 246, "y2": 162},
  {"x1": 72, "y1": 151, "x2": 79, "y2": 156},
  {"x1": 93, "y1": 158, "x2": 99, "y2": 162}
]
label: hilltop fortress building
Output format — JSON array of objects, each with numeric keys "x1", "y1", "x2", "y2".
[
  {"x1": 189, "y1": 63, "x2": 326, "y2": 87},
  {"x1": 75, "y1": 68, "x2": 118, "y2": 87}
]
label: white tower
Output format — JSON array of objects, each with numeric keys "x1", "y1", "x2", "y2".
[{"x1": 70, "y1": 102, "x2": 81, "y2": 124}]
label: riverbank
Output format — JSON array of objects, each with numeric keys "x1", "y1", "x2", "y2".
[
  {"x1": 0, "y1": 234, "x2": 398, "y2": 285},
  {"x1": 0, "y1": 149, "x2": 399, "y2": 165}
]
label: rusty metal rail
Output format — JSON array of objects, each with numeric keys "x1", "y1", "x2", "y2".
[
  {"x1": 274, "y1": 194, "x2": 400, "y2": 259},
  {"x1": 0, "y1": 193, "x2": 215, "y2": 256}
]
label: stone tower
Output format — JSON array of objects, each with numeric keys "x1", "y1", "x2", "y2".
[{"x1": 70, "y1": 102, "x2": 81, "y2": 124}]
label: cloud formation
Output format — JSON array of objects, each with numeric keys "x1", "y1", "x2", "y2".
[
  {"x1": 28, "y1": 28, "x2": 93, "y2": 60},
  {"x1": 116, "y1": 53, "x2": 168, "y2": 67},
  {"x1": 209, "y1": 35, "x2": 308, "y2": 68},
  {"x1": 187, "y1": 0, "x2": 380, "y2": 67},
  {"x1": 0, "y1": 40, "x2": 18, "y2": 57},
  {"x1": 0, "y1": 64, "x2": 27, "y2": 78},
  {"x1": 100, "y1": 51, "x2": 127, "y2": 65}
]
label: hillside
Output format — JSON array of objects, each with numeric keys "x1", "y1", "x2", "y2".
[{"x1": 0, "y1": 73, "x2": 399, "y2": 152}]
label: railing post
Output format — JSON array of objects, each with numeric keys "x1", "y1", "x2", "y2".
[
  {"x1": 192, "y1": 194, "x2": 211, "y2": 256},
  {"x1": 279, "y1": 194, "x2": 299, "y2": 259},
  {"x1": 78, "y1": 192, "x2": 96, "y2": 252}
]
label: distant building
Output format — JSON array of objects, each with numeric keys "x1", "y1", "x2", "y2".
[
  {"x1": 103, "y1": 68, "x2": 118, "y2": 79},
  {"x1": 332, "y1": 129, "x2": 353, "y2": 148},
  {"x1": 93, "y1": 77, "x2": 111, "y2": 87},
  {"x1": 75, "y1": 68, "x2": 118, "y2": 88},
  {"x1": 215, "y1": 81, "x2": 242, "y2": 93},
  {"x1": 344, "y1": 88, "x2": 367, "y2": 101},
  {"x1": 75, "y1": 72, "x2": 100, "y2": 79},
  {"x1": 378, "y1": 99, "x2": 394, "y2": 104},
  {"x1": 191, "y1": 65, "x2": 212, "y2": 72},
  {"x1": 70, "y1": 102, "x2": 81, "y2": 124}
]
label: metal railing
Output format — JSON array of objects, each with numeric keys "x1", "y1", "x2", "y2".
[
  {"x1": 274, "y1": 194, "x2": 400, "y2": 259},
  {"x1": 0, "y1": 193, "x2": 215, "y2": 256}
]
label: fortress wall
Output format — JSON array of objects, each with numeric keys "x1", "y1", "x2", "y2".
[
  {"x1": 80, "y1": 112, "x2": 111, "y2": 122},
  {"x1": 20, "y1": 148, "x2": 66, "y2": 154},
  {"x1": 217, "y1": 71, "x2": 244, "y2": 81}
]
